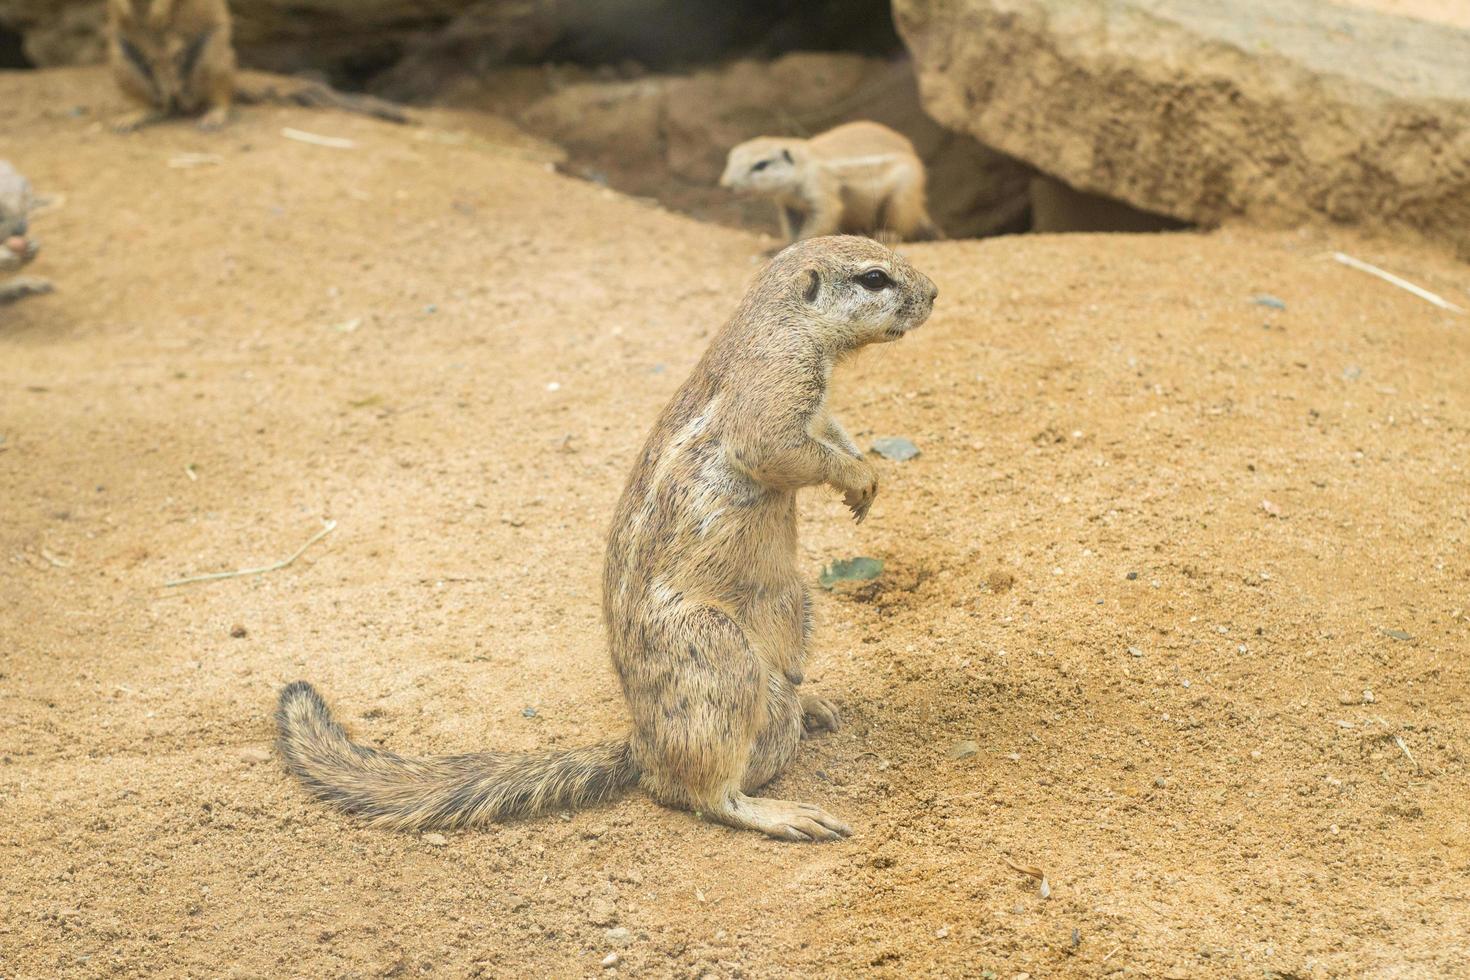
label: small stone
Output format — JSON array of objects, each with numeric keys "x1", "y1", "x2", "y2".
[
  {"x1": 605, "y1": 927, "x2": 631, "y2": 945},
  {"x1": 1252, "y1": 294, "x2": 1287, "y2": 310},
  {"x1": 1127, "y1": 646, "x2": 1143, "y2": 658},
  {"x1": 1261, "y1": 499, "x2": 1282, "y2": 517},
  {"x1": 1154, "y1": 777, "x2": 1167, "y2": 788},
  {"x1": 1337, "y1": 692, "x2": 1357, "y2": 705},
  {"x1": 819, "y1": 557, "x2": 883, "y2": 589},
  {"x1": 1125, "y1": 571, "x2": 1138, "y2": 580},
  {"x1": 871, "y1": 436, "x2": 920, "y2": 462},
  {"x1": 948, "y1": 740, "x2": 979, "y2": 760},
  {"x1": 229, "y1": 624, "x2": 248, "y2": 638},
  {"x1": 1342, "y1": 364, "x2": 1362, "y2": 381},
  {"x1": 601, "y1": 953, "x2": 620, "y2": 969},
  {"x1": 1329, "y1": 824, "x2": 1340, "y2": 836},
  {"x1": 522, "y1": 706, "x2": 538, "y2": 718},
  {"x1": 1381, "y1": 628, "x2": 1413, "y2": 642},
  {"x1": 421, "y1": 833, "x2": 448, "y2": 846},
  {"x1": 237, "y1": 746, "x2": 271, "y2": 763},
  {"x1": 1250, "y1": 750, "x2": 1262, "y2": 760},
  {"x1": 935, "y1": 924, "x2": 950, "y2": 939},
  {"x1": 1362, "y1": 689, "x2": 1375, "y2": 704}
]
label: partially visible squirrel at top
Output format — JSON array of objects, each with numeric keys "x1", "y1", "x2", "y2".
[
  {"x1": 107, "y1": 0, "x2": 236, "y2": 131},
  {"x1": 106, "y1": 0, "x2": 409, "y2": 132}
]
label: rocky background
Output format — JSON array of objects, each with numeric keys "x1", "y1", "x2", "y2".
[{"x1": 4, "y1": 0, "x2": 1468, "y2": 250}]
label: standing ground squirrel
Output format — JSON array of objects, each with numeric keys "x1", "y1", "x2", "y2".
[
  {"x1": 277, "y1": 236, "x2": 938, "y2": 842},
  {"x1": 107, "y1": 0, "x2": 409, "y2": 132},
  {"x1": 0, "y1": 161, "x2": 52, "y2": 306},
  {"x1": 721, "y1": 121, "x2": 943, "y2": 245}
]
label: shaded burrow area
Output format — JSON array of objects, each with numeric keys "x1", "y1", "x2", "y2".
[{"x1": 0, "y1": 0, "x2": 1183, "y2": 238}]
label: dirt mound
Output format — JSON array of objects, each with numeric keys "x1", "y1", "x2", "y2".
[{"x1": 2, "y1": 67, "x2": 1468, "y2": 977}]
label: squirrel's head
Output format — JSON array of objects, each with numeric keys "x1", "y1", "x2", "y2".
[
  {"x1": 765, "y1": 236, "x2": 938, "y2": 356},
  {"x1": 720, "y1": 138, "x2": 803, "y2": 194}
]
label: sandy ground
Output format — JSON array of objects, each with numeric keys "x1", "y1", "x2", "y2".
[{"x1": 2, "y1": 67, "x2": 1469, "y2": 979}]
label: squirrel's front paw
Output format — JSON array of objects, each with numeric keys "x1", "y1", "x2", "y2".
[{"x1": 842, "y1": 467, "x2": 879, "y2": 524}]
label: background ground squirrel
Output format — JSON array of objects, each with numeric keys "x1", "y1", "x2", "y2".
[
  {"x1": 277, "y1": 236, "x2": 937, "y2": 842},
  {"x1": 0, "y1": 161, "x2": 52, "y2": 306},
  {"x1": 107, "y1": 0, "x2": 408, "y2": 132},
  {"x1": 721, "y1": 121, "x2": 944, "y2": 245},
  {"x1": 108, "y1": 0, "x2": 236, "y2": 131}
]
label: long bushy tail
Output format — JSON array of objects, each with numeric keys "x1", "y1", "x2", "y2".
[{"x1": 275, "y1": 681, "x2": 638, "y2": 831}]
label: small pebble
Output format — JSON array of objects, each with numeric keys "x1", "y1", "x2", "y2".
[
  {"x1": 601, "y1": 953, "x2": 620, "y2": 969},
  {"x1": 1126, "y1": 571, "x2": 1138, "y2": 580},
  {"x1": 1127, "y1": 646, "x2": 1143, "y2": 658},
  {"x1": 948, "y1": 740, "x2": 979, "y2": 760},
  {"x1": 238, "y1": 746, "x2": 271, "y2": 763},
  {"x1": 1250, "y1": 750, "x2": 1262, "y2": 760},
  {"x1": 522, "y1": 706, "x2": 538, "y2": 718},
  {"x1": 421, "y1": 833, "x2": 448, "y2": 846},
  {"x1": 1362, "y1": 689, "x2": 1375, "y2": 704},
  {"x1": 229, "y1": 624, "x2": 248, "y2": 638},
  {"x1": 1252, "y1": 294, "x2": 1287, "y2": 310},
  {"x1": 935, "y1": 925, "x2": 950, "y2": 939},
  {"x1": 871, "y1": 436, "x2": 920, "y2": 462},
  {"x1": 605, "y1": 927, "x2": 631, "y2": 945},
  {"x1": 1381, "y1": 628, "x2": 1412, "y2": 642}
]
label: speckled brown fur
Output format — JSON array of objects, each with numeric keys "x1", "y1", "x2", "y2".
[{"x1": 277, "y1": 236, "x2": 936, "y2": 841}]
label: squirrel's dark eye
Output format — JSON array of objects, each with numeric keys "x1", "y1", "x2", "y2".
[
  {"x1": 751, "y1": 160, "x2": 770, "y2": 172},
  {"x1": 857, "y1": 269, "x2": 893, "y2": 291}
]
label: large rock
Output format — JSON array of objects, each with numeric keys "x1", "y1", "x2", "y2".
[{"x1": 895, "y1": 0, "x2": 1470, "y2": 254}]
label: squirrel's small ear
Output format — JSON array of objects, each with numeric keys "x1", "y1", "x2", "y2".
[
  {"x1": 781, "y1": 148, "x2": 794, "y2": 164},
  {"x1": 803, "y1": 269, "x2": 821, "y2": 305}
]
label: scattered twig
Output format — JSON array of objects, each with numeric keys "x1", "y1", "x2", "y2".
[
  {"x1": 164, "y1": 519, "x2": 337, "y2": 587},
  {"x1": 1002, "y1": 855, "x2": 1052, "y2": 898},
  {"x1": 168, "y1": 153, "x2": 222, "y2": 169},
  {"x1": 1328, "y1": 252, "x2": 1466, "y2": 315},
  {"x1": 184, "y1": 464, "x2": 198, "y2": 482},
  {"x1": 281, "y1": 128, "x2": 356, "y2": 150},
  {"x1": 1393, "y1": 734, "x2": 1420, "y2": 771},
  {"x1": 40, "y1": 548, "x2": 71, "y2": 568}
]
